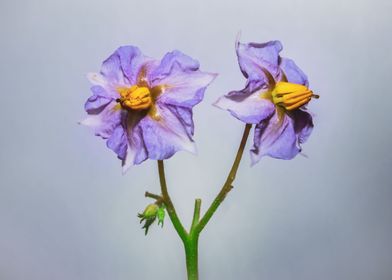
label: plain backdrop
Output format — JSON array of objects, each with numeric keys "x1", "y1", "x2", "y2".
[{"x1": 1, "y1": 0, "x2": 391, "y2": 279}]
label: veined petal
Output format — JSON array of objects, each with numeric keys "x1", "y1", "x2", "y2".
[
  {"x1": 87, "y1": 73, "x2": 122, "y2": 99},
  {"x1": 279, "y1": 57, "x2": 309, "y2": 86},
  {"x1": 116, "y1": 46, "x2": 155, "y2": 85},
  {"x1": 106, "y1": 125, "x2": 128, "y2": 160},
  {"x1": 214, "y1": 89, "x2": 275, "y2": 124},
  {"x1": 250, "y1": 110, "x2": 299, "y2": 164},
  {"x1": 84, "y1": 95, "x2": 111, "y2": 114},
  {"x1": 236, "y1": 39, "x2": 282, "y2": 91},
  {"x1": 138, "y1": 104, "x2": 196, "y2": 160},
  {"x1": 84, "y1": 86, "x2": 113, "y2": 114},
  {"x1": 150, "y1": 50, "x2": 200, "y2": 81},
  {"x1": 156, "y1": 68, "x2": 217, "y2": 107},
  {"x1": 166, "y1": 105, "x2": 195, "y2": 137},
  {"x1": 79, "y1": 101, "x2": 123, "y2": 139},
  {"x1": 291, "y1": 109, "x2": 314, "y2": 144},
  {"x1": 100, "y1": 46, "x2": 153, "y2": 86},
  {"x1": 121, "y1": 116, "x2": 149, "y2": 172}
]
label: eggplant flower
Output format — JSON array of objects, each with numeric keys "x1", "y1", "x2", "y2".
[
  {"x1": 81, "y1": 46, "x2": 216, "y2": 171},
  {"x1": 214, "y1": 39, "x2": 318, "y2": 165}
]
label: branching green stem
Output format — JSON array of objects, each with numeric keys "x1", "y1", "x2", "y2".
[{"x1": 156, "y1": 124, "x2": 252, "y2": 280}]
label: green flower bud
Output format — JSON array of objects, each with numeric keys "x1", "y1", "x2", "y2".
[
  {"x1": 138, "y1": 204, "x2": 158, "y2": 221},
  {"x1": 138, "y1": 203, "x2": 159, "y2": 235}
]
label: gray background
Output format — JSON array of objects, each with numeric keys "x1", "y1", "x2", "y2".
[{"x1": 0, "y1": 0, "x2": 391, "y2": 279}]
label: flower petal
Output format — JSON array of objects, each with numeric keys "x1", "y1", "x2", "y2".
[
  {"x1": 236, "y1": 40, "x2": 283, "y2": 91},
  {"x1": 165, "y1": 105, "x2": 194, "y2": 137},
  {"x1": 214, "y1": 89, "x2": 275, "y2": 124},
  {"x1": 120, "y1": 116, "x2": 149, "y2": 172},
  {"x1": 250, "y1": 110, "x2": 300, "y2": 164},
  {"x1": 291, "y1": 109, "x2": 314, "y2": 144},
  {"x1": 84, "y1": 86, "x2": 113, "y2": 114},
  {"x1": 100, "y1": 46, "x2": 153, "y2": 86},
  {"x1": 156, "y1": 69, "x2": 217, "y2": 108},
  {"x1": 79, "y1": 101, "x2": 123, "y2": 139},
  {"x1": 138, "y1": 104, "x2": 196, "y2": 160},
  {"x1": 150, "y1": 50, "x2": 200, "y2": 81},
  {"x1": 279, "y1": 57, "x2": 309, "y2": 86},
  {"x1": 116, "y1": 46, "x2": 155, "y2": 85},
  {"x1": 106, "y1": 125, "x2": 128, "y2": 160}
]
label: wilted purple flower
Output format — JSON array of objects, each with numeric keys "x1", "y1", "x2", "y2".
[
  {"x1": 81, "y1": 46, "x2": 216, "y2": 171},
  {"x1": 215, "y1": 39, "x2": 318, "y2": 165}
]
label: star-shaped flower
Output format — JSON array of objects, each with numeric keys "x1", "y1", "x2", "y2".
[
  {"x1": 215, "y1": 39, "x2": 318, "y2": 164},
  {"x1": 81, "y1": 46, "x2": 216, "y2": 172}
]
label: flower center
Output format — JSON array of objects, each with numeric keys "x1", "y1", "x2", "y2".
[
  {"x1": 117, "y1": 85, "x2": 152, "y2": 110},
  {"x1": 271, "y1": 82, "x2": 319, "y2": 111}
]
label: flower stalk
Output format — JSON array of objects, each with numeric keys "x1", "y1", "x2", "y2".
[{"x1": 157, "y1": 124, "x2": 252, "y2": 279}]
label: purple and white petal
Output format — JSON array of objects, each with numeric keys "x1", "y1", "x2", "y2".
[
  {"x1": 106, "y1": 125, "x2": 128, "y2": 160},
  {"x1": 86, "y1": 74, "x2": 121, "y2": 99},
  {"x1": 250, "y1": 111, "x2": 300, "y2": 165},
  {"x1": 155, "y1": 68, "x2": 217, "y2": 108},
  {"x1": 121, "y1": 118, "x2": 149, "y2": 172},
  {"x1": 83, "y1": 46, "x2": 216, "y2": 171},
  {"x1": 80, "y1": 101, "x2": 123, "y2": 139},
  {"x1": 116, "y1": 46, "x2": 155, "y2": 85},
  {"x1": 214, "y1": 89, "x2": 275, "y2": 124},
  {"x1": 279, "y1": 57, "x2": 309, "y2": 86},
  {"x1": 100, "y1": 46, "x2": 153, "y2": 87},
  {"x1": 165, "y1": 105, "x2": 195, "y2": 137},
  {"x1": 137, "y1": 104, "x2": 196, "y2": 160},
  {"x1": 150, "y1": 50, "x2": 200, "y2": 82},
  {"x1": 236, "y1": 40, "x2": 283, "y2": 91},
  {"x1": 84, "y1": 86, "x2": 114, "y2": 114}
]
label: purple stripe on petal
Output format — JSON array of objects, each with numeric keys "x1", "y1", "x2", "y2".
[
  {"x1": 279, "y1": 57, "x2": 309, "y2": 86},
  {"x1": 150, "y1": 50, "x2": 200, "y2": 82},
  {"x1": 84, "y1": 95, "x2": 111, "y2": 114},
  {"x1": 116, "y1": 46, "x2": 154, "y2": 85},
  {"x1": 80, "y1": 102, "x2": 123, "y2": 139},
  {"x1": 106, "y1": 125, "x2": 128, "y2": 160},
  {"x1": 214, "y1": 89, "x2": 275, "y2": 124},
  {"x1": 250, "y1": 111, "x2": 299, "y2": 165},
  {"x1": 166, "y1": 105, "x2": 194, "y2": 137},
  {"x1": 138, "y1": 104, "x2": 196, "y2": 160},
  {"x1": 100, "y1": 51, "x2": 127, "y2": 85},
  {"x1": 291, "y1": 109, "x2": 314, "y2": 144},
  {"x1": 236, "y1": 40, "x2": 282, "y2": 91},
  {"x1": 84, "y1": 85, "x2": 114, "y2": 114},
  {"x1": 156, "y1": 70, "x2": 217, "y2": 107},
  {"x1": 121, "y1": 121, "x2": 148, "y2": 172}
]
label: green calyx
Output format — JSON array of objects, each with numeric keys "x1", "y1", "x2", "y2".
[{"x1": 138, "y1": 203, "x2": 166, "y2": 235}]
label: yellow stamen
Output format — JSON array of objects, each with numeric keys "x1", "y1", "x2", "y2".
[
  {"x1": 271, "y1": 82, "x2": 319, "y2": 111},
  {"x1": 117, "y1": 85, "x2": 152, "y2": 110}
]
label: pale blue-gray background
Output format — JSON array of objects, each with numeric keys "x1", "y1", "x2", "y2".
[{"x1": 1, "y1": 0, "x2": 391, "y2": 279}]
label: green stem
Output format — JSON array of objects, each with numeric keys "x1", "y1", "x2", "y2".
[
  {"x1": 156, "y1": 124, "x2": 252, "y2": 280},
  {"x1": 191, "y1": 199, "x2": 202, "y2": 230},
  {"x1": 184, "y1": 233, "x2": 199, "y2": 280},
  {"x1": 157, "y1": 160, "x2": 188, "y2": 243},
  {"x1": 195, "y1": 124, "x2": 252, "y2": 234}
]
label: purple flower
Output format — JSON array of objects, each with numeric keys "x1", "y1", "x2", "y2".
[
  {"x1": 214, "y1": 39, "x2": 318, "y2": 165},
  {"x1": 81, "y1": 46, "x2": 216, "y2": 172}
]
